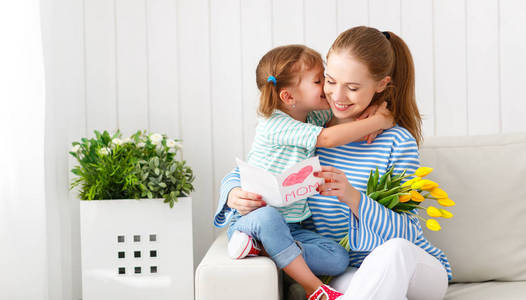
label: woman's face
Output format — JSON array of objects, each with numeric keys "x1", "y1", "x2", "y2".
[{"x1": 324, "y1": 51, "x2": 387, "y2": 122}]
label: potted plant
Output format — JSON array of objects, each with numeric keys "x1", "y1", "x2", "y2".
[{"x1": 70, "y1": 130, "x2": 195, "y2": 300}]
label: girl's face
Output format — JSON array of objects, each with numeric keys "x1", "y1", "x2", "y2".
[
  {"x1": 293, "y1": 66, "x2": 329, "y2": 111},
  {"x1": 324, "y1": 51, "x2": 388, "y2": 121}
]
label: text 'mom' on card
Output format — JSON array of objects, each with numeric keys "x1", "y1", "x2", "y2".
[{"x1": 236, "y1": 156, "x2": 324, "y2": 207}]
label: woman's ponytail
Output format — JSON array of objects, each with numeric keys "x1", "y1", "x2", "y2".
[
  {"x1": 386, "y1": 31, "x2": 422, "y2": 146},
  {"x1": 329, "y1": 27, "x2": 422, "y2": 146}
]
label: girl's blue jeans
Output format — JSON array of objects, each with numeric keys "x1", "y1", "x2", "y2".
[{"x1": 227, "y1": 206, "x2": 349, "y2": 276}]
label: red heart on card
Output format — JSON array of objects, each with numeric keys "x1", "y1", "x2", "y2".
[{"x1": 282, "y1": 166, "x2": 313, "y2": 187}]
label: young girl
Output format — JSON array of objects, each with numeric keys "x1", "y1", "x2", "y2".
[{"x1": 216, "y1": 44, "x2": 394, "y2": 300}]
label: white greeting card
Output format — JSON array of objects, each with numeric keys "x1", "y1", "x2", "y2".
[{"x1": 236, "y1": 156, "x2": 323, "y2": 207}]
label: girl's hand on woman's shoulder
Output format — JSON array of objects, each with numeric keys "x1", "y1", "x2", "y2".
[
  {"x1": 227, "y1": 187, "x2": 266, "y2": 215},
  {"x1": 357, "y1": 101, "x2": 393, "y2": 143},
  {"x1": 374, "y1": 101, "x2": 395, "y2": 129}
]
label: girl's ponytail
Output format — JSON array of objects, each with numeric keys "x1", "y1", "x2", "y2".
[
  {"x1": 255, "y1": 45, "x2": 324, "y2": 118},
  {"x1": 258, "y1": 81, "x2": 280, "y2": 118}
]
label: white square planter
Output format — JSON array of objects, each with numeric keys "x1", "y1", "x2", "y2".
[{"x1": 80, "y1": 197, "x2": 193, "y2": 300}]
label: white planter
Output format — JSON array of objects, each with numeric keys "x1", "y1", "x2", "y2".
[{"x1": 80, "y1": 197, "x2": 193, "y2": 300}]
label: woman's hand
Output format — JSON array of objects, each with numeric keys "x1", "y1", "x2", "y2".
[
  {"x1": 227, "y1": 187, "x2": 266, "y2": 215},
  {"x1": 314, "y1": 166, "x2": 354, "y2": 202},
  {"x1": 314, "y1": 166, "x2": 361, "y2": 215}
]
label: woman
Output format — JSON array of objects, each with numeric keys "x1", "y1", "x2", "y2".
[{"x1": 215, "y1": 26, "x2": 450, "y2": 300}]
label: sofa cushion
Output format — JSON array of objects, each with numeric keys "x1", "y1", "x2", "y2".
[
  {"x1": 195, "y1": 231, "x2": 282, "y2": 300},
  {"x1": 446, "y1": 281, "x2": 526, "y2": 300},
  {"x1": 420, "y1": 133, "x2": 526, "y2": 283}
]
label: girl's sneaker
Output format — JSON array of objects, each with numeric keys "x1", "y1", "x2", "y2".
[
  {"x1": 308, "y1": 284, "x2": 344, "y2": 300},
  {"x1": 227, "y1": 230, "x2": 261, "y2": 259}
]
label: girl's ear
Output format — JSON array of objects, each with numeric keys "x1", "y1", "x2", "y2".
[
  {"x1": 279, "y1": 89, "x2": 294, "y2": 105},
  {"x1": 375, "y1": 76, "x2": 391, "y2": 93}
]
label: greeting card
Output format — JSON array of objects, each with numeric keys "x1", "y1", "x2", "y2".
[{"x1": 236, "y1": 156, "x2": 323, "y2": 207}]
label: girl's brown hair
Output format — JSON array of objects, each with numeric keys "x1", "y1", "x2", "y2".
[
  {"x1": 256, "y1": 45, "x2": 324, "y2": 118},
  {"x1": 329, "y1": 26, "x2": 423, "y2": 146}
]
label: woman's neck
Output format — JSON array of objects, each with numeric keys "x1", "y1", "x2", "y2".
[{"x1": 327, "y1": 115, "x2": 356, "y2": 127}]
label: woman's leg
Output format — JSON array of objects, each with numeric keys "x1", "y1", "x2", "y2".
[
  {"x1": 227, "y1": 207, "x2": 326, "y2": 295},
  {"x1": 336, "y1": 238, "x2": 448, "y2": 300}
]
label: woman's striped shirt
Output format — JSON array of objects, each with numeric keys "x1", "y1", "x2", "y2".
[
  {"x1": 214, "y1": 125, "x2": 452, "y2": 280},
  {"x1": 245, "y1": 109, "x2": 331, "y2": 223}
]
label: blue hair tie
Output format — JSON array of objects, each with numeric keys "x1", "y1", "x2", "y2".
[{"x1": 267, "y1": 75, "x2": 277, "y2": 86}]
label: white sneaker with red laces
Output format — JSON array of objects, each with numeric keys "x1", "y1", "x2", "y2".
[
  {"x1": 227, "y1": 230, "x2": 261, "y2": 259},
  {"x1": 308, "y1": 284, "x2": 344, "y2": 300}
]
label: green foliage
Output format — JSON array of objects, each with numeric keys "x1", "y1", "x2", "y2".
[
  {"x1": 69, "y1": 130, "x2": 195, "y2": 207},
  {"x1": 366, "y1": 165, "x2": 415, "y2": 213}
]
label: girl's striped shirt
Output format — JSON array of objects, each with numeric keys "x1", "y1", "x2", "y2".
[
  {"x1": 245, "y1": 109, "x2": 331, "y2": 223},
  {"x1": 215, "y1": 125, "x2": 453, "y2": 280}
]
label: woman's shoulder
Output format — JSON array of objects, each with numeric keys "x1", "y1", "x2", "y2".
[{"x1": 380, "y1": 125, "x2": 417, "y2": 145}]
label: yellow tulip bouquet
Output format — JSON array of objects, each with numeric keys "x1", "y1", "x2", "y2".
[
  {"x1": 322, "y1": 165, "x2": 454, "y2": 284},
  {"x1": 364, "y1": 165, "x2": 455, "y2": 231}
]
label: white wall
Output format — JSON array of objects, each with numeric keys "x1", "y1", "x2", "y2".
[{"x1": 41, "y1": 0, "x2": 526, "y2": 299}]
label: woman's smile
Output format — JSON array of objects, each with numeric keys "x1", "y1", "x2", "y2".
[{"x1": 333, "y1": 102, "x2": 353, "y2": 111}]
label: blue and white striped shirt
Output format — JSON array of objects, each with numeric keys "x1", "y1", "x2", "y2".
[{"x1": 214, "y1": 125, "x2": 452, "y2": 280}]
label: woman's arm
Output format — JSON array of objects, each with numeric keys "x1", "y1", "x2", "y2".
[
  {"x1": 213, "y1": 168, "x2": 265, "y2": 227},
  {"x1": 315, "y1": 133, "x2": 422, "y2": 251},
  {"x1": 214, "y1": 168, "x2": 241, "y2": 227}
]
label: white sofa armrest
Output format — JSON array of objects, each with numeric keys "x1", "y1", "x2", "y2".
[{"x1": 195, "y1": 231, "x2": 282, "y2": 300}]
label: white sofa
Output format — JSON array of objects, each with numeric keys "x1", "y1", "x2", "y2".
[{"x1": 195, "y1": 133, "x2": 526, "y2": 300}]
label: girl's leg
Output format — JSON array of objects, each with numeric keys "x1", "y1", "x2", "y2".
[
  {"x1": 227, "y1": 207, "x2": 327, "y2": 295},
  {"x1": 335, "y1": 238, "x2": 448, "y2": 300},
  {"x1": 282, "y1": 255, "x2": 324, "y2": 295},
  {"x1": 289, "y1": 225, "x2": 349, "y2": 276}
]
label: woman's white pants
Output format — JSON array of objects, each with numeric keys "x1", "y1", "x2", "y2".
[{"x1": 331, "y1": 238, "x2": 449, "y2": 300}]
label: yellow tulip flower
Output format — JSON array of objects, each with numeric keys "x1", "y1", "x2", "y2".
[
  {"x1": 399, "y1": 193, "x2": 412, "y2": 203},
  {"x1": 430, "y1": 187, "x2": 448, "y2": 199},
  {"x1": 414, "y1": 167, "x2": 433, "y2": 177},
  {"x1": 412, "y1": 179, "x2": 439, "y2": 191},
  {"x1": 410, "y1": 190, "x2": 425, "y2": 202},
  {"x1": 437, "y1": 198, "x2": 456, "y2": 207},
  {"x1": 426, "y1": 219, "x2": 441, "y2": 231},
  {"x1": 427, "y1": 206, "x2": 442, "y2": 218},
  {"x1": 402, "y1": 177, "x2": 421, "y2": 187},
  {"x1": 439, "y1": 209, "x2": 453, "y2": 218}
]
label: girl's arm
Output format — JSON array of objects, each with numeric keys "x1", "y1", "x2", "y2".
[{"x1": 316, "y1": 102, "x2": 393, "y2": 148}]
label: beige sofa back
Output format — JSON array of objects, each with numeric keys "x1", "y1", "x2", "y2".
[{"x1": 420, "y1": 133, "x2": 526, "y2": 283}]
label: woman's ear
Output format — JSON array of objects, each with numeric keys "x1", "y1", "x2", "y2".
[
  {"x1": 279, "y1": 89, "x2": 294, "y2": 105},
  {"x1": 375, "y1": 76, "x2": 391, "y2": 93}
]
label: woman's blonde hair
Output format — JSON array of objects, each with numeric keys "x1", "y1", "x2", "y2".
[
  {"x1": 329, "y1": 26, "x2": 423, "y2": 146},
  {"x1": 256, "y1": 45, "x2": 324, "y2": 118}
]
